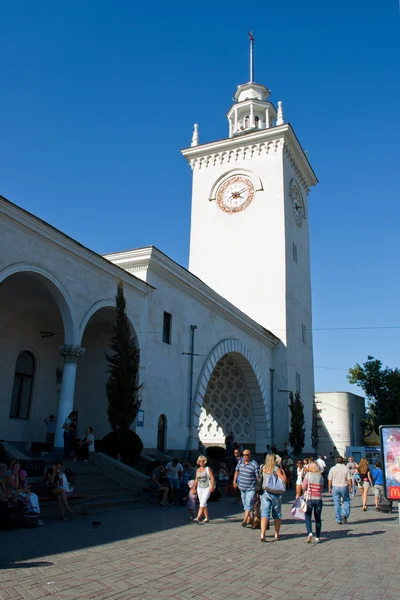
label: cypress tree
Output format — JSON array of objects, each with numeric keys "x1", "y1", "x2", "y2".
[
  {"x1": 105, "y1": 281, "x2": 141, "y2": 437},
  {"x1": 289, "y1": 391, "x2": 305, "y2": 456}
]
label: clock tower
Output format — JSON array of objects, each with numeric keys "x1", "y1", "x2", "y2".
[{"x1": 181, "y1": 36, "x2": 318, "y2": 446}]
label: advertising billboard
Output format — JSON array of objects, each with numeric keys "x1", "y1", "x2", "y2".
[{"x1": 380, "y1": 425, "x2": 400, "y2": 501}]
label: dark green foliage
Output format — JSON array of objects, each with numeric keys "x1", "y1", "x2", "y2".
[
  {"x1": 104, "y1": 281, "x2": 143, "y2": 463},
  {"x1": 348, "y1": 356, "x2": 400, "y2": 433},
  {"x1": 205, "y1": 446, "x2": 227, "y2": 461},
  {"x1": 101, "y1": 430, "x2": 143, "y2": 465},
  {"x1": 311, "y1": 401, "x2": 319, "y2": 451},
  {"x1": 105, "y1": 281, "x2": 141, "y2": 433},
  {"x1": 289, "y1": 391, "x2": 305, "y2": 456}
]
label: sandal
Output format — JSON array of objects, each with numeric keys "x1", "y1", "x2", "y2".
[
  {"x1": 60, "y1": 516, "x2": 67, "y2": 521},
  {"x1": 260, "y1": 537, "x2": 267, "y2": 542},
  {"x1": 68, "y1": 509, "x2": 75, "y2": 515}
]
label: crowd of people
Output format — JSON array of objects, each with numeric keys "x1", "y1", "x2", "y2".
[
  {"x1": 155, "y1": 446, "x2": 387, "y2": 544},
  {"x1": 0, "y1": 458, "x2": 77, "y2": 527}
]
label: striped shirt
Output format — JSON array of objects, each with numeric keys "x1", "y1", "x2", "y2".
[
  {"x1": 236, "y1": 459, "x2": 259, "y2": 491},
  {"x1": 302, "y1": 472, "x2": 324, "y2": 499}
]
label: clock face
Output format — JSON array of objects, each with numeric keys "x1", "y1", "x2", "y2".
[
  {"x1": 216, "y1": 175, "x2": 255, "y2": 214},
  {"x1": 290, "y1": 182, "x2": 305, "y2": 227}
]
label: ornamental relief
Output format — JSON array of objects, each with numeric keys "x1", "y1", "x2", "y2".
[{"x1": 199, "y1": 354, "x2": 255, "y2": 443}]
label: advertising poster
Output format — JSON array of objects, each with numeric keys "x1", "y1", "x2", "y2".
[{"x1": 380, "y1": 425, "x2": 400, "y2": 500}]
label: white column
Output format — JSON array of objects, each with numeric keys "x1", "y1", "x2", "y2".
[
  {"x1": 265, "y1": 108, "x2": 270, "y2": 128},
  {"x1": 250, "y1": 103, "x2": 255, "y2": 128},
  {"x1": 54, "y1": 345, "x2": 85, "y2": 448},
  {"x1": 234, "y1": 109, "x2": 238, "y2": 133}
]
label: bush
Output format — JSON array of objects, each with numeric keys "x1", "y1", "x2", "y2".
[
  {"x1": 101, "y1": 430, "x2": 143, "y2": 466},
  {"x1": 206, "y1": 446, "x2": 227, "y2": 461}
]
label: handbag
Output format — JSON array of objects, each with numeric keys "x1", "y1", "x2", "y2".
[
  {"x1": 300, "y1": 487, "x2": 310, "y2": 512},
  {"x1": 264, "y1": 470, "x2": 286, "y2": 495}
]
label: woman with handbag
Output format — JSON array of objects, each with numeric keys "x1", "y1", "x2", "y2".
[
  {"x1": 302, "y1": 461, "x2": 324, "y2": 543},
  {"x1": 259, "y1": 454, "x2": 287, "y2": 542}
]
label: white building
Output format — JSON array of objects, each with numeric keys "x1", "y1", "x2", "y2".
[
  {"x1": 0, "y1": 47, "x2": 318, "y2": 456},
  {"x1": 314, "y1": 392, "x2": 366, "y2": 457}
]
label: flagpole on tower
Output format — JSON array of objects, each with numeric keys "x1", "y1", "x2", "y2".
[{"x1": 249, "y1": 31, "x2": 255, "y2": 82}]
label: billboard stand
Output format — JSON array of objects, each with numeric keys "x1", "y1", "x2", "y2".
[{"x1": 379, "y1": 425, "x2": 400, "y2": 522}]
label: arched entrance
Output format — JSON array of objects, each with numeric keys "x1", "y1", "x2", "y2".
[
  {"x1": 0, "y1": 266, "x2": 76, "y2": 442},
  {"x1": 157, "y1": 414, "x2": 167, "y2": 452},
  {"x1": 192, "y1": 339, "x2": 270, "y2": 453},
  {"x1": 74, "y1": 302, "x2": 140, "y2": 439}
]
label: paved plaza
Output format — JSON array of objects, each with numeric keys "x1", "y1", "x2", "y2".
[{"x1": 0, "y1": 490, "x2": 399, "y2": 600}]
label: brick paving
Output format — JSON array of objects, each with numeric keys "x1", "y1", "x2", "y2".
[{"x1": 0, "y1": 490, "x2": 399, "y2": 600}]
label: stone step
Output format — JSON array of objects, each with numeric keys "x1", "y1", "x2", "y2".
[{"x1": 81, "y1": 495, "x2": 144, "y2": 515}]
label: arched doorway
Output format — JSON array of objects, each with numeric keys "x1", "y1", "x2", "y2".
[
  {"x1": 192, "y1": 339, "x2": 270, "y2": 453},
  {"x1": 199, "y1": 354, "x2": 255, "y2": 446},
  {"x1": 0, "y1": 267, "x2": 75, "y2": 442},
  {"x1": 157, "y1": 414, "x2": 167, "y2": 452},
  {"x1": 75, "y1": 303, "x2": 140, "y2": 439}
]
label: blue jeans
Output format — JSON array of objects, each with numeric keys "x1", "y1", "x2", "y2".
[
  {"x1": 260, "y1": 492, "x2": 282, "y2": 519},
  {"x1": 332, "y1": 486, "x2": 350, "y2": 523},
  {"x1": 240, "y1": 488, "x2": 255, "y2": 511},
  {"x1": 305, "y1": 499, "x2": 323, "y2": 538}
]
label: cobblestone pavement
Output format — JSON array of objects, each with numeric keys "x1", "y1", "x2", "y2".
[{"x1": 0, "y1": 489, "x2": 399, "y2": 600}]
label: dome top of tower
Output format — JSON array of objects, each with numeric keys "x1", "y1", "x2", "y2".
[{"x1": 227, "y1": 33, "x2": 278, "y2": 138}]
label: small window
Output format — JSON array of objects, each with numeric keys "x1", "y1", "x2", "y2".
[
  {"x1": 10, "y1": 351, "x2": 35, "y2": 419},
  {"x1": 255, "y1": 116, "x2": 260, "y2": 128},
  {"x1": 162, "y1": 312, "x2": 172, "y2": 345},
  {"x1": 293, "y1": 242, "x2": 298, "y2": 263},
  {"x1": 296, "y1": 372, "x2": 301, "y2": 394},
  {"x1": 302, "y1": 324, "x2": 307, "y2": 344},
  {"x1": 244, "y1": 116, "x2": 249, "y2": 128}
]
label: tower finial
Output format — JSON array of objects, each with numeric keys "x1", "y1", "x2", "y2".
[
  {"x1": 276, "y1": 100, "x2": 284, "y2": 126},
  {"x1": 191, "y1": 123, "x2": 199, "y2": 147},
  {"x1": 248, "y1": 31, "x2": 255, "y2": 82}
]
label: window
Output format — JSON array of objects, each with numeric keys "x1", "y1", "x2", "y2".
[
  {"x1": 244, "y1": 116, "x2": 249, "y2": 128},
  {"x1": 292, "y1": 242, "x2": 298, "y2": 263},
  {"x1": 10, "y1": 351, "x2": 35, "y2": 419},
  {"x1": 255, "y1": 116, "x2": 260, "y2": 128},
  {"x1": 296, "y1": 372, "x2": 301, "y2": 394},
  {"x1": 302, "y1": 324, "x2": 307, "y2": 344},
  {"x1": 162, "y1": 312, "x2": 172, "y2": 344}
]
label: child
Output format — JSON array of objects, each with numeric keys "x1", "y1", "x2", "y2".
[
  {"x1": 186, "y1": 479, "x2": 197, "y2": 520},
  {"x1": 218, "y1": 462, "x2": 229, "y2": 483},
  {"x1": 18, "y1": 470, "x2": 43, "y2": 524}
]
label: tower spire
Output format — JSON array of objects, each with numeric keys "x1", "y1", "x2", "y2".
[{"x1": 249, "y1": 31, "x2": 254, "y2": 82}]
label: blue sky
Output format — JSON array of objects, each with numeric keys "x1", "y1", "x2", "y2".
[{"x1": 1, "y1": 1, "x2": 399, "y2": 396}]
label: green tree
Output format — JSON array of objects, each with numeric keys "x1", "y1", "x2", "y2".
[
  {"x1": 347, "y1": 356, "x2": 400, "y2": 433},
  {"x1": 311, "y1": 400, "x2": 319, "y2": 451},
  {"x1": 289, "y1": 391, "x2": 305, "y2": 456},
  {"x1": 105, "y1": 281, "x2": 141, "y2": 435}
]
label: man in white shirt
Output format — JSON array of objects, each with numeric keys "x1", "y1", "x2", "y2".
[
  {"x1": 316, "y1": 455, "x2": 326, "y2": 474},
  {"x1": 165, "y1": 458, "x2": 183, "y2": 504},
  {"x1": 328, "y1": 456, "x2": 353, "y2": 524}
]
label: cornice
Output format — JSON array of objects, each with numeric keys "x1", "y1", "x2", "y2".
[
  {"x1": 0, "y1": 196, "x2": 153, "y2": 297},
  {"x1": 106, "y1": 246, "x2": 280, "y2": 350},
  {"x1": 181, "y1": 124, "x2": 318, "y2": 189}
]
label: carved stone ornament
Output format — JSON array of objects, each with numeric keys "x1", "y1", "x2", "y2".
[{"x1": 59, "y1": 345, "x2": 86, "y2": 364}]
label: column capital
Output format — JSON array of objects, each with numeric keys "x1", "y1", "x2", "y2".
[{"x1": 59, "y1": 345, "x2": 86, "y2": 365}]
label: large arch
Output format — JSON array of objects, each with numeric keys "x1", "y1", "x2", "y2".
[
  {"x1": 74, "y1": 301, "x2": 141, "y2": 438},
  {"x1": 192, "y1": 339, "x2": 270, "y2": 452},
  {"x1": 77, "y1": 298, "x2": 142, "y2": 349},
  {"x1": 0, "y1": 263, "x2": 77, "y2": 345}
]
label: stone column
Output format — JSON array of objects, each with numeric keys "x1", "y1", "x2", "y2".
[{"x1": 54, "y1": 345, "x2": 85, "y2": 448}]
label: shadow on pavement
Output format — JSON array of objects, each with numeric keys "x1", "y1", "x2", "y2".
[{"x1": 0, "y1": 496, "x2": 245, "y2": 568}]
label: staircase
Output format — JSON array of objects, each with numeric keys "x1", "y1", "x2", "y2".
[{"x1": 40, "y1": 458, "x2": 149, "y2": 517}]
